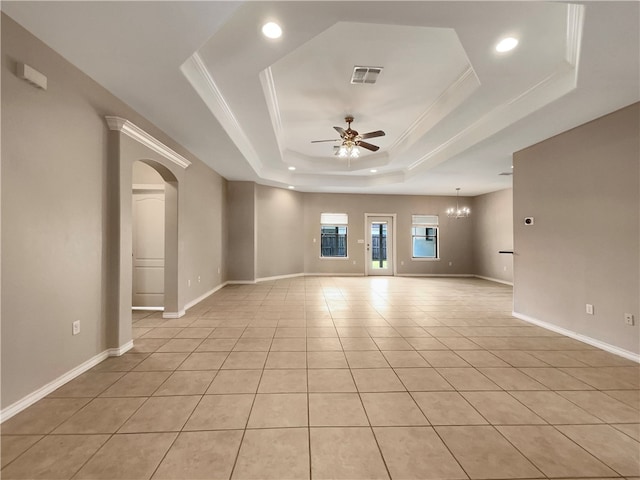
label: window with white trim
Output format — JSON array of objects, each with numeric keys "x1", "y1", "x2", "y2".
[
  {"x1": 412, "y1": 215, "x2": 439, "y2": 259},
  {"x1": 320, "y1": 213, "x2": 348, "y2": 258}
]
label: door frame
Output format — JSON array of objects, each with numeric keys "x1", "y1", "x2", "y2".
[
  {"x1": 132, "y1": 184, "x2": 166, "y2": 309},
  {"x1": 364, "y1": 213, "x2": 397, "y2": 276}
]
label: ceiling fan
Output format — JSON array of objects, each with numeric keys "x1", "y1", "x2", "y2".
[{"x1": 311, "y1": 116, "x2": 385, "y2": 157}]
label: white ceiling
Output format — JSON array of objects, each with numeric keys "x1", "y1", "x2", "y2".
[{"x1": 3, "y1": 1, "x2": 639, "y2": 196}]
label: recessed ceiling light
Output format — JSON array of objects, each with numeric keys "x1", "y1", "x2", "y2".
[
  {"x1": 370, "y1": 169, "x2": 378, "y2": 173},
  {"x1": 262, "y1": 22, "x2": 282, "y2": 39},
  {"x1": 496, "y1": 37, "x2": 518, "y2": 53},
  {"x1": 288, "y1": 166, "x2": 296, "y2": 171},
  {"x1": 288, "y1": 185, "x2": 295, "y2": 189}
]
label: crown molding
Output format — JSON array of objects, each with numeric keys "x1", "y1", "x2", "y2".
[
  {"x1": 565, "y1": 3, "x2": 585, "y2": 68},
  {"x1": 407, "y1": 64, "x2": 577, "y2": 175},
  {"x1": 180, "y1": 53, "x2": 263, "y2": 174},
  {"x1": 388, "y1": 66, "x2": 479, "y2": 156},
  {"x1": 105, "y1": 116, "x2": 191, "y2": 169},
  {"x1": 260, "y1": 67, "x2": 284, "y2": 145}
]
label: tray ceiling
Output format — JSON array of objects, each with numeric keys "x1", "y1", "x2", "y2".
[{"x1": 3, "y1": 1, "x2": 639, "y2": 195}]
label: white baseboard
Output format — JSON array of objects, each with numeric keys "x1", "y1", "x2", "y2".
[
  {"x1": 513, "y1": 311, "x2": 640, "y2": 363},
  {"x1": 396, "y1": 273, "x2": 475, "y2": 278},
  {"x1": 475, "y1": 275, "x2": 513, "y2": 286},
  {"x1": 0, "y1": 342, "x2": 133, "y2": 423},
  {"x1": 108, "y1": 340, "x2": 134, "y2": 357},
  {"x1": 229, "y1": 273, "x2": 481, "y2": 281},
  {"x1": 184, "y1": 283, "x2": 228, "y2": 311},
  {"x1": 255, "y1": 273, "x2": 305, "y2": 283},
  {"x1": 162, "y1": 310, "x2": 185, "y2": 319},
  {"x1": 305, "y1": 273, "x2": 365, "y2": 277},
  {"x1": 132, "y1": 306, "x2": 163, "y2": 311},
  {"x1": 227, "y1": 273, "x2": 307, "y2": 284}
]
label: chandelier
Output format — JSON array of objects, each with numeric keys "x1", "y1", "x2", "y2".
[
  {"x1": 447, "y1": 188, "x2": 470, "y2": 218},
  {"x1": 337, "y1": 140, "x2": 360, "y2": 158}
]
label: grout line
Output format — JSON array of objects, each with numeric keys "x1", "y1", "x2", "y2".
[
  {"x1": 306, "y1": 292, "x2": 313, "y2": 480},
  {"x1": 227, "y1": 324, "x2": 269, "y2": 480},
  {"x1": 4, "y1": 278, "x2": 638, "y2": 480}
]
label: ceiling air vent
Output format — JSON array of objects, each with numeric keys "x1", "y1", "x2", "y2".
[
  {"x1": 351, "y1": 66, "x2": 383, "y2": 84},
  {"x1": 498, "y1": 171, "x2": 513, "y2": 176}
]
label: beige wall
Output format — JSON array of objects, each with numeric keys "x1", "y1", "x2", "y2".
[
  {"x1": 303, "y1": 193, "x2": 475, "y2": 275},
  {"x1": 180, "y1": 158, "x2": 227, "y2": 304},
  {"x1": 225, "y1": 186, "x2": 478, "y2": 280},
  {"x1": 472, "y1": 189, "x2": 513, "y2": 284},
  {"x1": 255, "y1": 185, "x2": 304, "y2": 279},
  {"x1": 1, "y1": 14, "x2": 228, "y2": 409},
  {"x1": 2, "y1": 14, "x2": 107, "y2": 409},
  {"x1": 226, "y1": 182, "x2": 256, "y2": 282},
  {"x1": 513, "y1": 103, "x2": 639, "y2": 354},
  {"x1": 132, "y1": 161, "x2": 164, "y2": 184}
]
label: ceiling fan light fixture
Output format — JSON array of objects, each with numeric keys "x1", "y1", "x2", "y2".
[
  {"x1": 262, "y1": 22, "x2": 282, "y2": 39},
  {"x1": 313, "y1": 116, "x2": 385, "y2": 157},
  {"x1": 338, "y1": 141, "x2": 359, "y2": 158}
]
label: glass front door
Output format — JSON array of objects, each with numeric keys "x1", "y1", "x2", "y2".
[{"x1": 367, "y1": 216, "x2": 393, "y2": 275}]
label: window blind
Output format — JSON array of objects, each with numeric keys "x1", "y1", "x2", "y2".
[
  {"x1": 321, "y1": 213, "x2": 348, "y2": 225},
  {"x1": 412, "y1": 214, "x2": 438, "y2": 225}
]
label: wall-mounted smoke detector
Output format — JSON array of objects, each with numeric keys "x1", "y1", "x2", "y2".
[{"x1": 350, "y1": 66, "x2": 383, "y2": 84}]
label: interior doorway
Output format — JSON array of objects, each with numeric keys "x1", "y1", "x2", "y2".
[
  {"x1": 366, "y1": 215, "x2": 395, "y2": 276},
  {"x1": 132, "y1": 161, "x2": 166, "y2": 309}
]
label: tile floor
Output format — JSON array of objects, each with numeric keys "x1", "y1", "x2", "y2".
[{"x1": 1, "y1": 276, "x2": 639, "y2": 479}]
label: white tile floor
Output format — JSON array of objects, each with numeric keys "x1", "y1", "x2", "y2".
[{"x1": 2, "y1": 276, "x2": 639, "y2": 479}]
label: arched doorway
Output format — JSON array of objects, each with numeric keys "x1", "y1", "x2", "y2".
[
  {"x1": 107, "y1": 115, "x2": 189, "y2": 353},
  {"x1": 129, "y1": 159, "x2": 179, "y2": 319}
]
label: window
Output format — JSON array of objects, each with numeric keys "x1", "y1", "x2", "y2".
[
  {"x1": 412, "y1": 215, "x2": 438, "y2": 259},
  {"x1": 320, "y1": 213, "x2": 348, "y2": 257}
]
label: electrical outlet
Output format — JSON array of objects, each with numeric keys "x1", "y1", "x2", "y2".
[
  {"x1": 72, "y1": 320, "x2": 80, "y2": 335},
  {"x1": 401, "y1": 260, "x2": 404, "y2": 266},
  {"x1": 198, "y1": 276, "x2": 201, "y2": 283},
  {"x1": 586, "y1": 304, "x2": 594, "y2": 315},
  {"x1": 625, "y1": 313, "x2": 635, "y2": 326},
  {"x1": 217, "y1": 267, "x2": 221, "y2": 274},
  {"x1": 188, "y1": 279, "x2": 191, "y2": 287}
]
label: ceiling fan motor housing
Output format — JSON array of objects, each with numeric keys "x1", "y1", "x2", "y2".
[{"x1": 312, "y1": 116, "x2": 385, "y2": 153}]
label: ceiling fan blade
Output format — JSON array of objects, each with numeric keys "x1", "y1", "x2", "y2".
[
  {"x1": 333, "y1": 126, "x2": 346, "y2": 137},
  {"x1": 360, "y1": 130, "x2": 385, "y2": 140},
  {"x1": 311, "y1": 139, "x2": 340, "y2": 143},
  {"x1": 357, "y1": 141, "x2": 380, "y2": 152}
]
